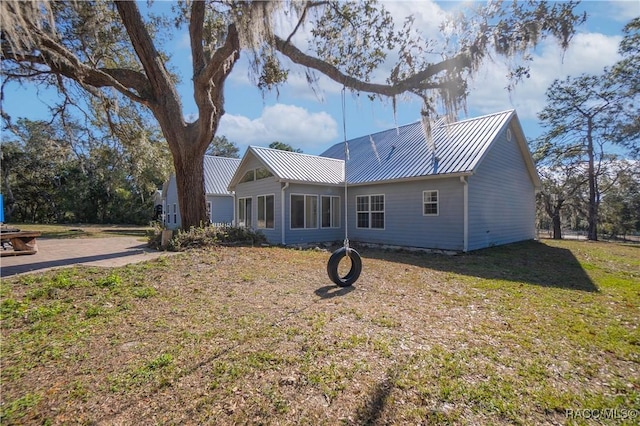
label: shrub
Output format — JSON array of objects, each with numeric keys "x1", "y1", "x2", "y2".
[{"x1": 148, "y1": 224, "x2": 267, "y2": 251}]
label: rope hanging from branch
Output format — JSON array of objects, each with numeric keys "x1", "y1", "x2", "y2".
[{"x1": 327, "y1": 86, "x2": 362, "y2": 287}]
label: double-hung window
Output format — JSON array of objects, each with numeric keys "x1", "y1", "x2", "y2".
[
  {"x1": 423, "y1": 190, "x2": 439, "y2": 216},
  {"x1": 356, "y1": 195, "x2": 384, "y2": 229},
  {"x1": 257, "y1": 195, "x2": 275, "y2": 229},
  {"x1": 238, "y1": 197, "x2": 252, "y2": 227},
  {"x1": 291, "y1": 194, "x2": 318, "y2": 229},
  {"x1": 321, "y1": 196, "x2": 340, "y2": 228}
]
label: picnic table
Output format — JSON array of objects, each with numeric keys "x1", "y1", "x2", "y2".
[{"x1": 1, "y1": 230, "x2": 41, "y2": 256}]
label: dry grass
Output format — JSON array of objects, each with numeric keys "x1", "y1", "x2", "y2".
[
  {"x1": 1, "y1": 239, "x2": 638, "y2": 425},
  {"x1": 6, "y1": 223, "x2": 150, "y2": 239}
]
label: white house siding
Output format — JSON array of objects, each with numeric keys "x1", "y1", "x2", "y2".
[
  {"x1": 165, "y1": 176, "x2": 235, "y2": 230},
  {"x1": 164, "y1": 175, "x2": 181, "y2": 230},
  {"x1": 467, "y1": 124, "x2": 537, "y2": 250},
  {"x1": 207, "y1": 195, "x2": 234, "y2": 225},
  {"x1": 283, "y1": 183, "x2": 344, "y2": 245},
  {"x1": 234, "y1": 175, "x2": 282, "y2": 243},
  {"x1": 347, "y1": 179, "x2": 465, "y2": 251}
]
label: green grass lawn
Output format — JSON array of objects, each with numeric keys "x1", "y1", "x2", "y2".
[
  {"x1": 4, "y1": 223, "x2": 151, "y2": 239},
  {"x1": 1, "y1": 239, "x2": 638, "y2": 425}
]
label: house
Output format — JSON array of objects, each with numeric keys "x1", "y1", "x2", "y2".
[
  {"x1": 228, "y1": 109, "x2": 540, "y2": 252},
  {"x1": 163, "y1": 155, "x2": 241, "y2": 230}
]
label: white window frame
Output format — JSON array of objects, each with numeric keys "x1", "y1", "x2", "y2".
[
  {"x1": 356, "y1": 194, "x2": 385, "y2": 230},
  {"x1": 173, "y1": 203, "x2": 177, "y2": 224},
  {"x1": 321, "y1": 195, "x2": 341, "y2": 229},
  {"x1": 290, "y1": 194, "x2": 318, "y2": 229},
  {"x1": 423, "y1": 190, "x2": 439, "y2": 216},
  {"x1": 206, "y1": 201, "x2": 212, "y2": 222},
  {"x1": 257, "y1": 194, "x2": 275, "y2": 229},
  {"x1": 238, "y1": 197, "x2": 252, "y2": 228}
]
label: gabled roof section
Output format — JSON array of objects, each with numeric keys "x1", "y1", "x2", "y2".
[
  {"x1": 321, "y1": 110, "x2": 520, "y2": 184},
  {"x1": 204, "y1": 155, "x2": 241, "y2": 195},
  {"x1": 230, "y1": 146, "x2": 345, "y2": 188}
]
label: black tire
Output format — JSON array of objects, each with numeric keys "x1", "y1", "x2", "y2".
[{"x1": 327, "y1": 247, "x2": 362, "y2": 287}]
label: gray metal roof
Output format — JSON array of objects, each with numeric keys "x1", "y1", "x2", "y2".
[
  {"x1": 203, "y1": 156, "x2": 241, "y2": 195},
  {"x1": 247, "y1": 146, "x2": 345, "y2": 185},
  {"x1": 321, "y1": 109, "x2": 516, "y2": 184}
]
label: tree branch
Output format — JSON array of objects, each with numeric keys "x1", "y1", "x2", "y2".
[
  {"x1": 189, "y1": 0, "x2": 206, "y2": 75},
  {"x1": 274, "y1": 35, "x2": 471, "y2": 96},
  {"x1": 4, "y1": 36, "x2": 151, "y2": 105},
  {"x1": 201, "y1": 24, "x2": 240, "y2": 83},
  {"x1": 114, "y1": 1, "x2": 180, "y2": 109},
  {"x1": 284, "y1": 1, "x2": 328, "y2": 46},
  {"x1": 192, "y1": 24, "x2": 241, "y2": 149}
]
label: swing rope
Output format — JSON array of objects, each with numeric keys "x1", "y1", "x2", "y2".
[
  {"x1": 326, "y1": 86, "x2": 362, "y2": 287},
  {"x1": 341, "y1": 86, "x2": 349, "y2": 251}
]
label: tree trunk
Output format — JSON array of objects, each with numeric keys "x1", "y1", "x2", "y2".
[
  {"x1": 586, "y1": 118, "x2": 598, "y2": 241},
  {"x1": 552, "y1": 213, "x2": 562, "y2": 239},
  {"x1": 173, "y1": 148, "x2": 207, "y2": 230}
]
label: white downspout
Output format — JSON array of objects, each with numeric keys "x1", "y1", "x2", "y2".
[
  {"x1": 281, "y1": 182, "x2": 289, "y2": 245},
  {"x1": 461, "y1": 176, "x2": 468, "y2": 252},
  {"x1": 231, "y1": 192, "x2": 236, "y2": 226}
]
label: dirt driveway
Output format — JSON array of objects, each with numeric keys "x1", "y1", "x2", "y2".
[{"x1": 1, "y1": 237, "x2": 175, "y2": 278}]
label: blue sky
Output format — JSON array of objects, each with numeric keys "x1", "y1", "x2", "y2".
[{"x1": 2, "y1": 1, "x2": 638, "y2": 156}]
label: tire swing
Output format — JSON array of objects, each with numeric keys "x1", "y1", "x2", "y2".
[
  {"x1": 327, "y1": 87, "x2": 362, "y2": 287},
  {"x1": 327, "y1": 245, "x2": 362, "y2": 287}
]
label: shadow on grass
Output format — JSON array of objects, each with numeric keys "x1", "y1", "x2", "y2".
[
  {"x1": 0, "y1": 245, "x2": 153, "y2": 277},
  {"x1": 315, "y1": 284, "x2": 356, "y2": 299},
  {"x1": 351, "y1": 370, "x2": 397, "y2": 425},
  {"x1": 359, "y1": 240, "x2": 598, "y2": 292}
]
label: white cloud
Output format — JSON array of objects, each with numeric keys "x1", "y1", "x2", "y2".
[
  {"x1": 466, "y1": 32, "x2": 623, "y2": 120},
  {"x1": 218, "y1": 104, "x2": 338, "y2": 153},
  {"x1": 605, "y1": 1, "x2": 639, "y2": 22}
]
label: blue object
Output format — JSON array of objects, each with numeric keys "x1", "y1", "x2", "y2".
[{"x1": 0, "y1": 194, "x2": 4, "y2": 223}]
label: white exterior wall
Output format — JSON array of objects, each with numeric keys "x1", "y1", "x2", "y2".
[{"x1": 467, "y1": 124, "x2": 537, "y2": 250}]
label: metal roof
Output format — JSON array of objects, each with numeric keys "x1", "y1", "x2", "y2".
[
  {"x1": 203, "y1": 156, "x2": 241, "y2": 195},
  {"x1": 321, "y1": 109, "x2": 516, "y2": 184},
  {"x1": 247, "y1": 146, "x2": 345, "y2": 185}
]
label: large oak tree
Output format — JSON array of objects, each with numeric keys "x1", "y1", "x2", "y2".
[{"x1": 1, "y1": 0, "x2": 586, "y2": 229}]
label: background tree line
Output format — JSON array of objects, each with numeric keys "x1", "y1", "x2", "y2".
[
  {"x1": 1, "y1": 105, "x2": 172, "y2": 225},
  {"x1": 534, "y1": 17, "x2": 639, "y2": 240}
]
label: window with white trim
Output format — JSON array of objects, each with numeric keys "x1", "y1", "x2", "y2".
[
  {"x1": 423, "y1": 190, "x2": 439, "y2": 216},
  {"x1": 238, "y1": 197, "x2": 252, "y2": 227},
  {"x1": 321, "y1": 196, "x2": 340, "y2": 228},
  {"x1": 291, "y1": 194, "x2": 318, "y2": 229},
  {"x1": 206, "y1": 201, "x2": 212, "y2": 222},
  {"x1": 356, "y1": 194, "x2": 384, "y2": 229},
  {"x1": 173, "y1": 204, "x2": 177, "y2": 224},
  {"x1": 257, "y1": 195, "x2": 275, "y2": 229},
  {"x1": 239, "y1": 170, "x2": 255, "y2": 183},
  {"x1": 240, "y1": 167, "x2": 273, "y2": 184}
]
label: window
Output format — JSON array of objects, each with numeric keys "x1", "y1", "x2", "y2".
[
  {"x1": 240, "y1": 167, "x2": 273, "y2": 184},
  {"x1": 173, "y1": 204, "x2": 177, "y2": 224},
  {"x1": 423, "y1": 190, "x2": 439, "y2": 216},
  {"x1": 239, "y1": 170, "x2": 255, "y2": 183},
  {"x1": 257, "y1": 195, "x2": 275, "y2": 229},
  {"x1": 256, "y1": 167, "x2": 273, "y2": 180},
  {"x1": 291, "y1": 194, "x2": 318, "y2": 229},
  {"x1": 207, "y1": 201, "x2": 212, "y2": 222},
  {"x1": 321, "y1": 196, "x2": 340, "y2": 228},
  {"x1": 238, "y1": 197, "x2": 252, "y2": 227},
  {"x1": 356, "y1": 195, "x2": 384, "y2": 229}
]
